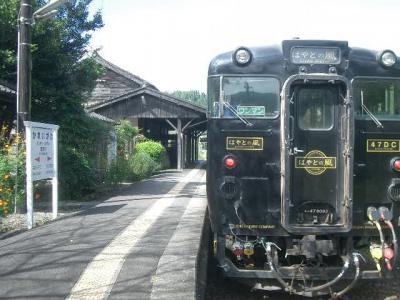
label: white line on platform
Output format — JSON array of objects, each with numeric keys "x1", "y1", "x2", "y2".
[
  {"x1": 66, "y1": 168, "x2": 202, "y2": 300},
  {"x1": 150, "y1": 173, "x2": 207, "y2": 300}
]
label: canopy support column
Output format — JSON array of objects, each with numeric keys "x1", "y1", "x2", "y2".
[{"x1": 166, "y1": 119, "x2": 195, "y2": 170}]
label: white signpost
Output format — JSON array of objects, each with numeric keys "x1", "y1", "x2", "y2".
[{"x1": 24, "y1": 121, "x2": 59, "y2": 229}]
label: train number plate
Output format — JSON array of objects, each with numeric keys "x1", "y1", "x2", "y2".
[
  {"x1": 367, "y1": 139, "x2": 400, "y2": 152},
  {"x1": 226, "y1": 137, "x2": 263, "y2": 151}
]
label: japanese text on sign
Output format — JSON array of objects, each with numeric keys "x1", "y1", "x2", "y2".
[
  {"x1": 226, "y1": 137, "x2": 263, "y2": 151},
  {"x1": 295, "y1": 150, "x2": 336, "y2": 176},
  {"x1": 290, "y1": 47, "x2": 341, "y2": 65},
  {"x1": 30, "y1": 127, "x2": 55, "y2": 180},
  {"x1": 237, "y1": 106, "x2": 266, "y2": 117}
]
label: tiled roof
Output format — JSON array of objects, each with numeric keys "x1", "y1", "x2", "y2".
[
  {"x1": 86, "y1": 86, "x2": 206, "y2": 115},
  {"x1": 0, "y1": 80, "x2": 16, "y2": 96},
  {"x1": 94, "y1": 54, "x2": 158, "y2": 91},
  {"x1": 87, "y1": 111, "x2": 117, "y2": 124}
]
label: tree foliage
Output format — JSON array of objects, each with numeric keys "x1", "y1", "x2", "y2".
[
  {"x1": 168, "y1": 90, "x2": 207, "y2": 108},
  {"x1": 0, "y1": 0, "x2": 19, "y2": 79},
  {"x1": 115, "y1": 120, "x2": 139, "y2": 156},
  {"x1": 0, "y1": 133, "x2": 25, "y2": 216},
  {"x1": 0, "y1": 0, "x2": 108, "y2": 199}
]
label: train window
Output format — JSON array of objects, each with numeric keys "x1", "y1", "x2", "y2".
[
  {"x1": 353, "y1": 79, "x2": 400, "y2": 120},
  {"x1": 297, "y1": 88, "x2": 334, "y2": 130},
  {"x1": 208, "y1": 77, "x2": 220, "y2": 117},
  {"x1": 221, "y1": 77, "x2": 279, "y2": 118}
]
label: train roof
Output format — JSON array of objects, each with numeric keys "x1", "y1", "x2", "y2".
[{"x1": 208, "y1": 40, "x2": 400, "y2": 79}]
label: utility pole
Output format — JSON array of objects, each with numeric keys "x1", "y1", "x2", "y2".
[
  {"x1": 15, "y1": 0, "x2": 69, "y2": 215},
  {"x1": 16, "y1": 0, "x2": 33, "y2": 133},
  {"x1": 16, "y1": 0, "x2": 69, "y2": 133}
]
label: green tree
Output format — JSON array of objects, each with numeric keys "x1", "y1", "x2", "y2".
[
  {"x1": 0, "y1": 0, "x2": 108, "y2": 199},
  {"x1": 0, "y1": 0, "x2": 19, "y2": 80},
  {"x1": 115, "y1": 120, "x2": 139, "y2": 156},
  {"x1": 167, "y1": 90, "x2": 207, "y2": 108}
]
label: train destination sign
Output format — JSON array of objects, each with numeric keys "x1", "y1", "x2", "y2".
[
  {"x1": 237, "y1": 105, "x2": 265, "y2": 117},
  {"x1": 290, "y1": 47, "x2": 341, "y2": 65}
]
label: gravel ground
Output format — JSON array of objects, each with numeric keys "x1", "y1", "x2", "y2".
[
  {"x1": 0, "y1": 200, "x2": 100, "y2": 237},
  {"x1": 0, "y1": 212, "x2": 69, "y2": 234},
  {"x1": 0, "y1": 183, "x2": 131, "y2": 237}
]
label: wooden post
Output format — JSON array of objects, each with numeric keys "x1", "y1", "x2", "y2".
[
  {"x1": 188, "y1": 132, "x2": 193, "y2": 164},
  {"x1": 177, "y1": 119, "x2": 182, "y2": 170},
  {"x1": 166, "y1": 119, "x2": 195, "y2": 171},
  {"x1": 191, "y1": 133, "x2": 195, "y2": 163},
  {"x1": 195, "y1": 135, "x2": 199, "y2": 161}
]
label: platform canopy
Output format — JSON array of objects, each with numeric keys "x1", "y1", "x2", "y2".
[{"x1": 85, "y1": 54, "x2": 206, "y2": 169}]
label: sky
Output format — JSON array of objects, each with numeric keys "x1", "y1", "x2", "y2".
[{"x1": 88, "y1": 0, "x2": 400, "y2": 93}]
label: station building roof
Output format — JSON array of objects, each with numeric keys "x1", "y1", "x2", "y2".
[{"x1": 86, "y1": 54, "x2": 206, "y2": 121}]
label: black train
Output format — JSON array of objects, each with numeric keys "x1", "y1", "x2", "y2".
[{"x1": 206, "y1": 39, "x2": 400, "y2": 298}]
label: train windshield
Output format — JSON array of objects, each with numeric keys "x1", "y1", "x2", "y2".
[
  {"x1": 353, "y1": 78, "x2": 400, "y2": 120},
  {"x1": 208, "y1": 76, "x2": 279, "y2": 118},
  {"x1": 222, "y1": 77, "x2": 279, "y2": 118}
]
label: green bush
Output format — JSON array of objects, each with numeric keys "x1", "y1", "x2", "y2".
[
  {"x1": 116, "y1": 120, "x2": 139, "y2": 156},
  {"x1": 130, "y1": 152, "x2": 159, "y2": 180},
  {"x1": 135, "y1": 141, "x2": 166, "y2": 164},
  {"x1": 0, "y1": 135, "x2": 25, "y2": 216},
  {"x1": 59, "y1": 147, "x2": 96, "y2": 199},
  {"x1": 105, "y1": 156, "x2": 130, "y2": 185},
  {"x1": 57, "y1": 115, "x2": 112, "y2": 199}
]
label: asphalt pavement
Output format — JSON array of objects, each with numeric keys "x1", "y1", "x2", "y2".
[
  {"x1": 2, "y1": 167, "x2": 399, "y2": 300},
  {"x1": 0, "y1": 168, "x2": 207, "y2": 300}
]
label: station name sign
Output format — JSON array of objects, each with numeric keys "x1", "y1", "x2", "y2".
[
  {"x1": 290, "y1": 47, "x2": 341, "y2": 65},
  {"x1": 24, "y1": 121, "x2": 59, "y2": 229},
  {"x1": 24, "y1": 121, "x2": 59, "y2": 181}
]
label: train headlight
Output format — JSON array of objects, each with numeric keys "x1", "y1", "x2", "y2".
[
  {"x1": 233, "y1": 47, "x2": 252, "y2": 66},
  {"x1": 379, "y1": 50, "x2": 397, "y2": 67}
]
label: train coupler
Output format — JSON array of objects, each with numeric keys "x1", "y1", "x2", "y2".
[{"x1": 263, "y1": 246, "x2": 362, "y2": 298}]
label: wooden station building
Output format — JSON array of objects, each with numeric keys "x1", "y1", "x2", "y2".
[
  {"x1": 86, "y1": 55, "x2": 206, "y2": 169},
  {"x1": 0, "y1": 80, "x2": 16, "y2": 132}
]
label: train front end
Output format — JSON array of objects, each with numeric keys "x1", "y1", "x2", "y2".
[{"x1": 207, "y1": 40, "x2": 400, "y2": 297}]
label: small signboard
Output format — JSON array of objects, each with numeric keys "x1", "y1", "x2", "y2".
[
  {"x1": 295, "y1": 150, "x2": 336, "y2": 176},
  {"x1": 290, "y1": 47, "x2": 341, "y2": 65},
  {"x1": 367, "y1": 139, "x2": 400, "y2": 153},
  {"x1": 237, "y1": 105, "x2": 265, "y2": 117},
  {"x1": 24, "y1": 121, "x2": 59, "y2": 229},
  {"x1": 226, "y1": 137, "x2": 264, "y2": 151},
  {"x1": 30, "y1": 126, "x2": 56, "y2": 180}
]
